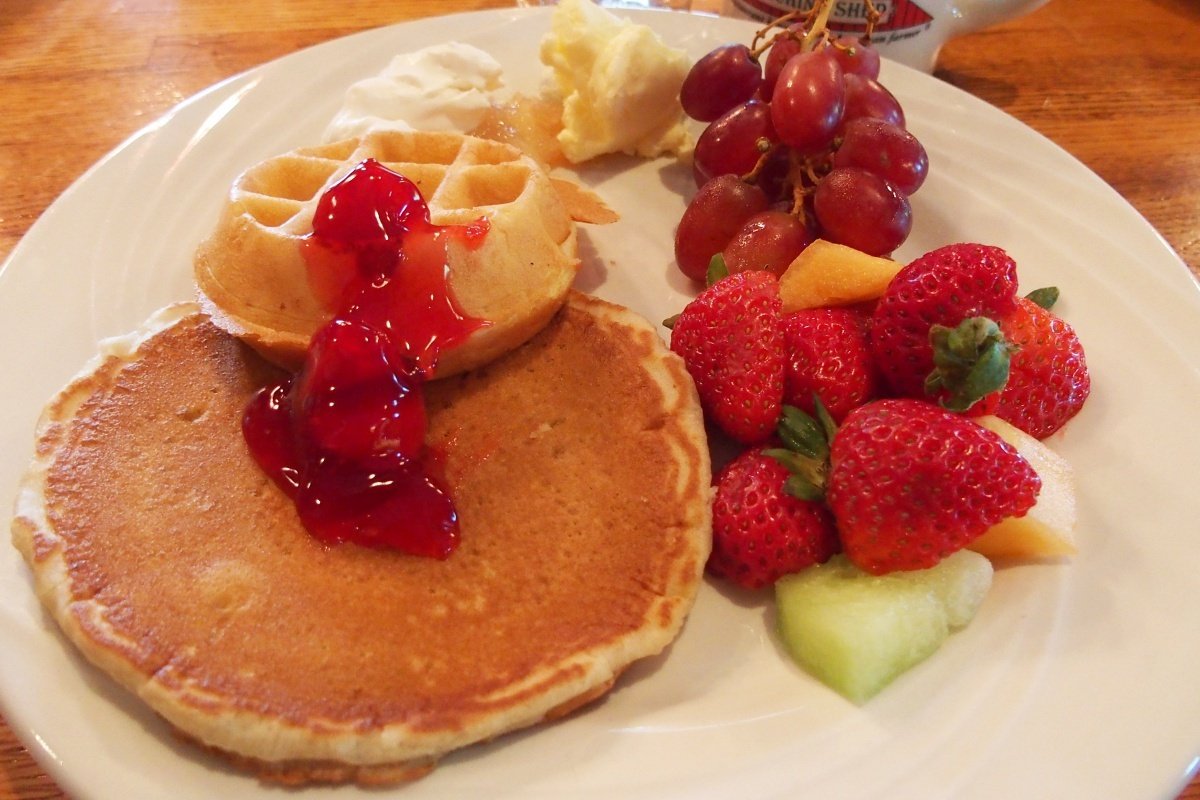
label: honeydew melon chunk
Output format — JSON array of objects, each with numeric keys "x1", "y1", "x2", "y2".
[
  {"x1": 969, "y1": 415, "x2": 1077, "y2": 560},
  {"x1": 778, "y1": 239, "x2": 902, "y2": 311},
  {"x1": 775, "y1": 551, "x2": 993, "y2": 703}
]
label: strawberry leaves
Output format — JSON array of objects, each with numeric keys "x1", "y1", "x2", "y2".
[
  {"x1": 1025, "y1": 285, "x2": 1059, "y2": 309},
  {"x1": 764, "y1": 401, "x2": 836, "y2": 502},
  {"x1": 924, "y1": 316, "x2": 1013, "y2": 412}
]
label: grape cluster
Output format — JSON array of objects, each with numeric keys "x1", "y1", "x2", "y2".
[{"x1": 674, "y1": 11, "x2": 929, "y2": 282}]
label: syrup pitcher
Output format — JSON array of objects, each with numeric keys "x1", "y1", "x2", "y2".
[{"x1": 722, "y1": 0, "x2": 1051, "y2": 72}]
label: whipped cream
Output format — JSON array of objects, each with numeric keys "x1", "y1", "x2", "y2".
[
  {"x1": 323, "y1": 43, "x2": 504, "y2": 142},
  {"x1": 540, "y1": 0, "x2": 691, "y2": 163}
]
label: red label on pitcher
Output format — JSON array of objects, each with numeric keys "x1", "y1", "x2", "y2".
[{"x1": 729, "y1": 0, "x2": 933, "y2": 36}]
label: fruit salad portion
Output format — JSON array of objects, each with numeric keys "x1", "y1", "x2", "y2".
[
  {"x1": 669, "y1": 238, "x2": 1089, "y2": 701},
  {"x1": 664, "y1": 0, "x2": 1090, "y2": 703}
]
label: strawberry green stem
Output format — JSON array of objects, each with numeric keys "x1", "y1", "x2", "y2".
[
  {"x1": 925, "y1": 317, "x2": 1014, "y2": 412},
  {"x1": 767, "y1": 400, "x2": 837, "y2": 503}
]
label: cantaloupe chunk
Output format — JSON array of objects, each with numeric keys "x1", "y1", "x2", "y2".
[
  {"x1": 970, "y1": 416, "x2": 1077, "y2": 560},
  {"x1": 778, "y1": 239, "x2": 902, "y2": 311}
]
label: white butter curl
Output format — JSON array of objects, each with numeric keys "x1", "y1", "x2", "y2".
[{"x1": 540, "y1": 0, "x2": 691, "y2": 163}]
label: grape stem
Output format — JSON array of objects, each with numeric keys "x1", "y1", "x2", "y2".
[
  {"x1": 785, "y1": 153, "x2": 828, "y2": 217},
  {"x1": 750, "y1": 0, "x2": 881, "y2": 59},
  {"x1": 751, "y1": 11, "x2": 794, "y2": 44},
  {"x1": 749, "y1": 10, "x2": 801, "y2": 58},
  {"x1": 744, "y1": 139, "x2": 781, "y2": 185},
  {"x1": 863, "y1": 0, "x2": 881, "y2": 39},
  {"x1": 801, "y1": 0, "x2": 836, "y2": 51},
  {"x1": 743, "y1": 0, "x2": 887, "y2": 223}
]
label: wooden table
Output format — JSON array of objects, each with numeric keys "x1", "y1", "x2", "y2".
[{"x1": 1, "y1": 0, "x2": 1197, "y2": 797}]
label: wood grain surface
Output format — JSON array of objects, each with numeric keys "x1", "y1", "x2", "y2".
[{"x1": 1, "y1": 0, "x2": 1198, "y2": 798}]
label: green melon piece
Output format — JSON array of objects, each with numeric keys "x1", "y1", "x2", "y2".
[{"x1": 775, "y1": 551, "x2": 993, "y2": 703}]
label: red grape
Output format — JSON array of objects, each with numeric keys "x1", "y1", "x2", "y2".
[
  {"x1": 675, "y1": 175, "x2": 770, "y2": 281},
  {"x1": 770, "y1": 49, "x2": 845, "y2": 155},
  {"x1": 825, "y1": 35, "x2": 881, "y2": 79},
  {"x1": 723, "y1": 210, "x2": 815, "y2": 276},
  {"x1": 762, "y1": 24, "x2": 805, "y2": 99},
  {"x1": 841, "y1": 73, "x2": 905, "y2": 128},
  {"x1": 681, "y1": 44, "x2": 764, "y2": 123},
  {"x1": 693, "y1": 99, "x2": 778, "y2": 188},
  {"x1": 813, "y1": 167, "x2": 911, "y2": 256},
  {"x1": 833, "y1": 117, "x2": 929, "y2": 195}
]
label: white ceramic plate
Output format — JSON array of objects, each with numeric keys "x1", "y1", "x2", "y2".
[{"x1": 2, "y1": 8, "x2": 1199, "y2": 800}]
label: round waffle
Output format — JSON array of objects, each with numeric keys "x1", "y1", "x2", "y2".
[
  {"x1": 12, "y1": 293, "x2": 711, "y2": 784},
  {"x1": 194, "y1": 130, "x2": 610, "y2": 376}
]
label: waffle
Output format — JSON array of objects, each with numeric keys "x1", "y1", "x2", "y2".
[
  {"x1": 12, "y1": 294, "x2": 711, "y2": 784},
  {"x1": 194, "y1": 130, "x2": 613, "y2": 375}
]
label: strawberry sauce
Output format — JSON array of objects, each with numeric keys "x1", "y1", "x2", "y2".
[{"x1": 242, "y1": 159, "x2": 489, "y2": 557}]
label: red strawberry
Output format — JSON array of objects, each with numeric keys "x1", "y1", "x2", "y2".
[
  {"x1": 670, "y1": 271, "x2": 785, "y2": 443},
  {"x1": 871, "y1": 243, "x2": 1019, "y2": 407},
  {"x1": 995, "y1": 296, "x2": 1090, "y2": 438},
  {"x1": 782, "y1": 306, "x2": 879, "y2": 422},
  {"x1": 827, "y1": 398, "x2": 1041, "y2": 575},
  {"x1": 709, "y1": 447, "x2": 839, "y2": 589},
  {"x1": 872, "y1": 243, "x2": 1090, "y2": 434}
]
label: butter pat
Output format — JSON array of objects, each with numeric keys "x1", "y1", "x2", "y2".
[
  {"x1": 540, "y1": 0, "x2": 691, "y2": 163},
  {"x1": 324, "y1": 43, "x2": 504, "y2": 141}
]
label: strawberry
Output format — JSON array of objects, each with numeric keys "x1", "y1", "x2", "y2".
[
  {"x1": 871, "y1": 243, "x2": 1019, "y2": 408},
  {"x1": 871, "y1": 243, "x2": 1091, "y2": 436},
  {"x1": 670, "y1": 270, "x2": 785, "y2": 443},
  {"x1": 782, "y1": 306, "x2": 879, "y2": 422},
  {"x1": 709, "y1": 446, "x2": 839, "y2": 589},
  {"x1": 827, "y1": 398, "x2": 1041, "y2": 575},
  {"x1": 995, "y1": 296, "x2": 1090, "y2": 438}
]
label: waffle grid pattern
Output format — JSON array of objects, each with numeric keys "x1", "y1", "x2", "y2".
[{"x1": 232, "y1": 132, "x2": 535, "y2": 233}]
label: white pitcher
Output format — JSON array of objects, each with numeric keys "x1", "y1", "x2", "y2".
[{"x1": 721, "y1": 0, "x2": 1052, "y2": 72}]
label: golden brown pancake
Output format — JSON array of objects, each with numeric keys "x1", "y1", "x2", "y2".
[
  {"x1": 11, "y1": 292, "x2": 711, "y2": 784},
  {"x1": 194, "y1": 131, "x2": 615, "y2": 377}
]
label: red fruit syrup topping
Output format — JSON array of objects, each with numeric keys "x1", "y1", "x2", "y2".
[{"x1": 242, "y1": 159, "x2": 489, "y2": 557}]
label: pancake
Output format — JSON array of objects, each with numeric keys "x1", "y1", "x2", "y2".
[
  {"x1": 193, "y1": 130, "x2": 616, "y2": 377},
  {"x1": 11, "y1": 292, "x2": 711, "y2": 784}
]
